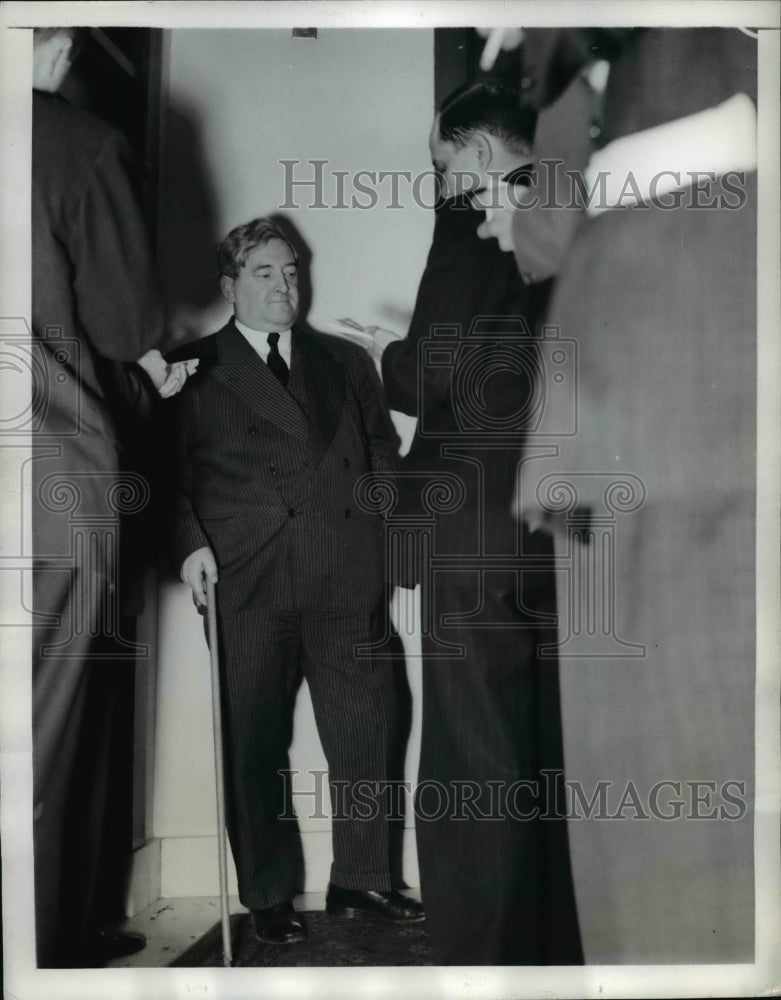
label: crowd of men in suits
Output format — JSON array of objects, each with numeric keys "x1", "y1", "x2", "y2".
[{"x1": 31, "y1": 23, "x2": 757, "y2": 968}]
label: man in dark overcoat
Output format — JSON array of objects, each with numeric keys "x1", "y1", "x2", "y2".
[
  {"x1": 480, "y1": 27, "x2": 757, "y2": 962},
  {"x1": 31, "y1": 27, "x2": 192, "y2": 967},
  {"x1": 357, "y1": 81, "x2": 583, "y2": 966}
]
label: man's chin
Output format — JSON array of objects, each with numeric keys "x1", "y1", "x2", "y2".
[{"x1": 269, "y1": 306, "x2": 297, "y2": 327}]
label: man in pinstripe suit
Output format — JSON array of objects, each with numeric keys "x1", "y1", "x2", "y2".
[{"x1": 170, "y1": 218, "x2": 423, "y2": 945}]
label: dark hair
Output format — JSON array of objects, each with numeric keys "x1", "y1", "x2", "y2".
[
  {"x1": 216, "y1": 217, "x2": 298, "y2": 279},
  {"x1": 33, "y1": 27, "x2": 88, "y2": 61},
  {"x1": 437, "y1": 79, "x2": 536, "y2": 156}
]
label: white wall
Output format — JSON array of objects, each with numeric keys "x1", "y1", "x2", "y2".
[{"x1": 152, "y1": 27, "x2": 433, "y2": 896}]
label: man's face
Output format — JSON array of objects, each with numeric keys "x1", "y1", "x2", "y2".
[
  {"x1": 429, "y1": 119, "x2": 485, "y2": 199},
  {"x1": 221, "y1": 238, "x2": 299, "y2": 332}
]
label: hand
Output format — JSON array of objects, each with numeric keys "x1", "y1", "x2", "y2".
[
  {"x1": 363, "y1": 325, "x2": 402, "y2": 363},
  {"x1": 180, "y1": 546, "x2": 218, "y2": 608},
  {"x1": 524, "y1": 508, "x2": 562, "y2": 536},
  {"x1": 157, "y1": 358, "x2": 199, "y2": 398},
  {"x1": 137, "y1": 349, "x2": 199, "y2": 398},
  {"x1": 476, "y1": 28, "x2": 525, "y2": 71}
]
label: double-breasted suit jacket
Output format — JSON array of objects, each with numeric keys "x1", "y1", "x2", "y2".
[
  {"x1": 171, "y1": 320, "x2": 398, "y2": 612},
  {"x1": 169, "y1": 319, "x2": 401, "y2": 909}
]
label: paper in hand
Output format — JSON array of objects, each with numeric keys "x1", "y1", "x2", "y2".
[{"x1": 326, "y1": 317, "x2": 372, "y2": 344}]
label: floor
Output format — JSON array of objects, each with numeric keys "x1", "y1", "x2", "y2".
[
  {"x1": 105, "y1": 889, "x2": 421, "y2": 968},
  {"x1": 105, "y1": 892, "x2": 325, "y2": 968}
]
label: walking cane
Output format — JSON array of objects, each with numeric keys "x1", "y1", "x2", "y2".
[{"x1": 205, "y1": 576, "x2": 233, "y2": 967}]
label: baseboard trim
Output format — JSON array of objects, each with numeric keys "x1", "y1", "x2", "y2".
[
  {"x1": 125, "y1": 838, "x2": 162, "y2": 917},
  {"x1": 156, "y1": 829, "x2": 419, "y2": 898}
]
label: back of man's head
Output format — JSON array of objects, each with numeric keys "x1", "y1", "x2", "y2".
[
  {"x1": 33, "y1": 27, "x2": 86, "y2": 92},
  {"x1": 437, "y1": 79, "x2": 536, "y2": 158}
]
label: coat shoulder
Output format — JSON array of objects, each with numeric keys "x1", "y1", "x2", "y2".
[
  {"x1": 300, "y1": 329, "x2": 369, "y2": 370},
  {"x1": 33, "y1": 91, "x2": 127, "y2": 168}
]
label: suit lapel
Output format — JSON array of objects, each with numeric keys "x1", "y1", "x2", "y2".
[
  {"x1": 289, "y1": 330, "x2": 346, "y2": 497},
  {"x1": 211, "y1": 320, "x2": 309, "y2": 440}
]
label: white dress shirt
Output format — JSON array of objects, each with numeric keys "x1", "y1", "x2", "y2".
[{"x1": 235, "y1": 319, "x2": 292, "y2": 368}]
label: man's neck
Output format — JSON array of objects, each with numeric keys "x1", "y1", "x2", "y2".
[{"x1": 235, "y1": 318, "x2": 292, "y2": 336}]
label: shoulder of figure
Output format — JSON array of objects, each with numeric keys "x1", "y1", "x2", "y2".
[
  {"x1": 33, "y1": 90, "x2": 127, "y2": 161},
  {"x1": 166, "y1": 329, "x2": 222, "y2": 367},
  {"x1": 296, "y1": 327, "x2": 362, "y2": 364}
]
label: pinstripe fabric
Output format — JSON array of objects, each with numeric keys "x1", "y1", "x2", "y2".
[
  {"x1": 170, "y1": 320, "x2": 400, "y2": 907},
  {"x1": 171, "y1": 322, "x2": 397, "y2": 611},
  {"x1": 217, "y1": 607, "x2": 396, "y2": 907}
]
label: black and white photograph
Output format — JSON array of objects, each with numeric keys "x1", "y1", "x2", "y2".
[{"x1": 0, "y1": 2, "x2": 779, "y2": 998}]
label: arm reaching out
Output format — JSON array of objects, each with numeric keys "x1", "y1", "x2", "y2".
[{"x1": 137, "y1": 349, "x2": 199, "y2": 398}]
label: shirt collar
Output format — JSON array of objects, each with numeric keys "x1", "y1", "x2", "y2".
[{"x1": 234, "y1": 318, "x2": 292, "y2": 344}]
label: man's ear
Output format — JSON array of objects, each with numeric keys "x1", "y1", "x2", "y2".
[
  {"x1": 51, "y1": 35, "x2": 74, "y2": 78},
  {"x1": 220, "y1": 275, "x2": 235, "y2": 304},
  {"x1": 33, "y1": 33, "x2": 73, "y2": 91},
  {"x1": 471, "y1": 132, "x2": 493, "y2": 170}
]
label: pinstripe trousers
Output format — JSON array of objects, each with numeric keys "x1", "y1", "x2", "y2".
[{"x1": 216, "y1": 603, "x2": 396, "y2": 910}]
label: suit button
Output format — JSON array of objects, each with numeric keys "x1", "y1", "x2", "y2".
[
  {"x1": 520, "y1": 75, "x2": 534, "y2": 90},
  {"x1": 344, "y1": 508, "x2": 351, "y2": 519},
  {"x1": 343, "y1": 458, "x2": 350, "y2": 468},
  {"x1": 288, "y1": 508, "x2": 296, "y2": 518},
  {"x1": 270, "y1": 464, "x2": 278, "y2": 473},
  {"x1": 248, "y1": 425, "x2": 257, "y2": 435}
]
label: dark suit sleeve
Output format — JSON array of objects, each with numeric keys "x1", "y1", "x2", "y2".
[
  {"x1": 509, "y1": 74, "x2": 597, "y2": 281},
  {"x1": 380, "y1": 209, "x2": 455, "y2": 416},
  {"x1": 169, "y1": 384, "x2": 211, "y2": 569},
  {"x1": 516, "y1": 28, "x2": 638, "y2": 112},
  {"x1": 70, "y1": 130, "x2": 164, "y2": 363},
  {"x1": 381, "y1": 202, "x2": 527, "y2": 416},
  {"x1": 345, "y1": 345, "x2": 400, "y2": 477}
]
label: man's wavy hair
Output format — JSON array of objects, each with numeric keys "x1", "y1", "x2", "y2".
[
  {"x1": 217, "y1": 218, "x2": 298, "y2": 280},
  {"x1": 437, "y1": 79, "x2": 536, "y2": 158}
]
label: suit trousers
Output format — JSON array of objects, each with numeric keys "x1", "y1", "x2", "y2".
[
  {"x1": 33, "y1": 553, "x2": 126, "y2": 967},
  {"x1": 216, "y1": 605, "x2": 397, "y2": 909},
  {"x1": 415, "y1": 571, "x2": 582, "y2": 965}
]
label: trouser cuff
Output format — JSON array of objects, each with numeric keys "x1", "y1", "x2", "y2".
[{"x1": 329, "y1": 867, "x2": 392, "y2": 893}]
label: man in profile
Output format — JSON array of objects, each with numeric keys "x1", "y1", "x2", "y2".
[
  {"x1": 171, "y1": 217, "x2": 423, "y2": 945},
  {"x1": 358, "y1": 80, "x2": 582, "y2": 965}
]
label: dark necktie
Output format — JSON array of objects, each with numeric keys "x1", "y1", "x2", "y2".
[{"x1": 266, "y1": 332, "x2": 289, "y2": 387}]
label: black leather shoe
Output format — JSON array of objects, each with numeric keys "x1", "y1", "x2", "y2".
[
  {"x1": 84, "y1": 928, "x2": 147, "y2": 966},
  {"x1": 251, "y1": 902, "x2": 307, "y2": 945},
  {"x1": 325, "y1": 884, "x2": 425, "y2": 923}
]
